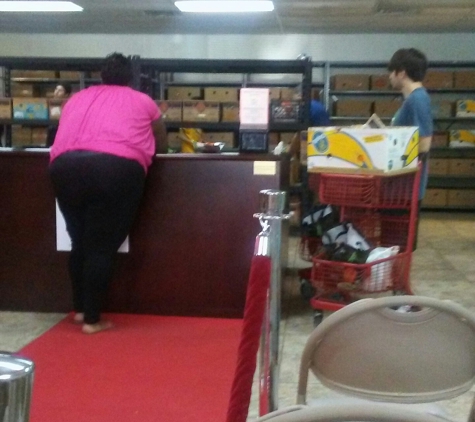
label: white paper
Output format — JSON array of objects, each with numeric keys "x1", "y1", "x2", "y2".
[
  {"x1": 56, "y1": 201, "x2": 129, "y2": 253},
  {"x1": 239, "y1": 88, "x2": 269, "y2": 126}
]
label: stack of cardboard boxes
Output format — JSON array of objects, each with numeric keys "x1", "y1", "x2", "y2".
[{"x1": 1, "y1": 69, "x2": 81, "y2": 146}]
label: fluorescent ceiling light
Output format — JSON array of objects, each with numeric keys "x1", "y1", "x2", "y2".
[
  {"x1": 0, "y1": 1, "x2": 83, "y2": 12},
  {"x1": 175, "y1": 1, "x2": 274, "y2": 13}
]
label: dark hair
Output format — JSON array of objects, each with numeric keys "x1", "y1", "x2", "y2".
[
  {"x1": 61, "y1": 83, "x2": 72, "y2": 95},
  {"x1": 101, "y1": 52, "x2": 133, "y2": 86},
  {"x1": 387, "y1": 48, "x2": 428, "y2": 82}
]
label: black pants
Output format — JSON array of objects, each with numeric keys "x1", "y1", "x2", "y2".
[{"x1": 49, "y1": 151, "x2": 146, "y2": 324}]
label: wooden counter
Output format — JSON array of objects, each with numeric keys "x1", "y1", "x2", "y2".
[{"x1": 0, "y1": 151, "x2": 289, "y2": 318}]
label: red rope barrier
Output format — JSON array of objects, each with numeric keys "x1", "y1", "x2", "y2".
[{"x1": 226, "y1": 254, "x2": 272, "y2": 422}]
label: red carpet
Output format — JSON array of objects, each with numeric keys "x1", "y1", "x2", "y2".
[{"x1": 20, "y1": 314, "x2": 242, "y2": 422}]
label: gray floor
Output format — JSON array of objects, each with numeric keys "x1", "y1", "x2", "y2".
[{"x1": 1, "y1": 212, "x2": 475, "y2": 421}]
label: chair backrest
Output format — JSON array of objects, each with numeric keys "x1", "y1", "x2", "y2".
[
  {"x1": 297, "y1": 296, "x2": 475, "y2": 405},
  {"x1": 256, "y1": 403, "x2": 448, "y2": 422}
]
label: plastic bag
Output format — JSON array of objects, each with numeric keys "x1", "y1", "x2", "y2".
[{"x1": 362, "y1": 246, "x2": 399, "y2": 292}]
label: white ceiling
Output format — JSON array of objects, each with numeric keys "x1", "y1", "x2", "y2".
[{"x1": 0, "y1": 0, "x2": 475, "y2": 34}]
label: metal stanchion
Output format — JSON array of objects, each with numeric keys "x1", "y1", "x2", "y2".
[
  {"x1": 0, "y1": 352, "x2": 34, "y2": 422},
  {"x1": 254, "y1": 189, "x2": 290, "y2": 414}
]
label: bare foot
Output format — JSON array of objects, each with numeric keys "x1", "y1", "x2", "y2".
[
  {"x1": 82, "y1": 320, "x2": 114, "y2": 334},
  {"x1": 73, "y1": 313, "x2": 84, "y2": 324}
]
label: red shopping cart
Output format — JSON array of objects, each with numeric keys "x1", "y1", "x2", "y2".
[{"x1": 305, "y1": 167, "x2": 421, "y2": 325}]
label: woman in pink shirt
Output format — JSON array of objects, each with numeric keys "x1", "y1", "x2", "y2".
[{"x1": 49, "y1": 53, "x2": 167, "y2": 334}]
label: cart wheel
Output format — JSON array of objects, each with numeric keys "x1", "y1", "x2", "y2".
[
  {"x1": 300, "y1": 279, "x2": 316, "y2": 301},
  {"x1": 313, "y1": 310, "x2": 324, "y2": 327}
]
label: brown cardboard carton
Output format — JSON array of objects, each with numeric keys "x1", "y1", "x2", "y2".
[
  {"x1": 422, "y1": 189, "x2": 448, "y2": 207},
  {"x1": 31, "y1": 127, "x2": 48, "y2": 146},
  {"x1": 428, "y1": 159, "x2": 449, "y2": 175},
  {"x1": 182, "y1": 101, "x2": 220, "y2": 122},
  {"x1": 201, "y1": 132, "x2": 234, "y2": 147},
  {"x1": 370, "y1": 74, "x2": 391, "y2": 91},
  {"x1": 10, "y1": 70, "x2": 57, "y2": 79},
  {"x1": 204, "y1": 87, "x2": 238, "y2": 102},
  {"x1": 448, "y1": 189, "x2": 475, "y2": 207},
  {"x1": 331, "y1": 74, "x2": 370, "y2": 91},
  {"x1": 423, "y1": 71, "x2": 453, "y2": 89},
  {"x1": 268, "y1": 132, "x2": 280, "y2": 149},
  {"x1": 167, "y1": 87, "x2": 202, "y2": 101},
  {"x1": 431, "y1": 132, "x2": 448, "y2": 148},
  {"x1": 156, "y1": 101, "x2": 182, "y2": 121},
  {"x1": 334, "y1": 99, "x2": 373, "y2": 117},
  {"x1": 280, "y1": 87, "x2": 296, "y2": 100},
  {"x1": 0, "y1": 98, "x2": 12, "y2": 119},
  {"x1": 454, "y1": 70, "x2": 475, "y2": 89},
  {"x1": 221, "y1": 102, "x2": 239, "y2": 122},
  {"x1": 11, "y1": 125, "x2": 32, "y2": 146},
  {"x1": 448, "y1": 159, "x2": 475, "y2": 176},
  {"x1": 268, "y1": 88, "x2": 281, "y2": 100},
  {"x1": 59, "y1": 71, "x2": 81, "y2": 80},
  {"x1": 90, "y1": 71, "x2": 102, "y2": 79},
  {"x1": 431, "y1": 100, "x2": 453, "y2": 118},
  {"x1": 10, "y1": 83, "x2": 40, "y2": 97},
  {"x1": 373, "y1": 100, "x2": 401, "y2": 117}
]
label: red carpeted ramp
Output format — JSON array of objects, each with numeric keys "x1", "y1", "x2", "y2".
[{"x1": 20, "y1": 314, "x2": 242, "y2": 422}]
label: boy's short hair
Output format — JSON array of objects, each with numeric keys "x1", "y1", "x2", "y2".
[
  {"x1": 101, "y1": 52, "x2": 133, "y2": 86},
  {"x1": 387, "y1": 48, "x2": 428, "y2": 82}
]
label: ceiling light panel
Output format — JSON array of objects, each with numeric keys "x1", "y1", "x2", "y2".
[
  {"x1": 175, "y1": 1, "x2": 274, "y2": 13},
  {"x1": 0, "y1": 1, "x2": 83, "y2": 12}
]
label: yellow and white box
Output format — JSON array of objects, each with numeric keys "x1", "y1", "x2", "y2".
[
  {"x1": 456, "y1": 100, "x2": 475, "y2": 117},
  {"x1": 449, "y1": 130, "x2": 475, "y2": 148},
  {"x1": 307, "y1": 126, "x2": 419, "y2": 174}
]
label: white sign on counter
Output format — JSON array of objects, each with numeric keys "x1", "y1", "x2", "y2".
[{"x1": 56, "y1": 201, "x2": 129, "y2": 253}]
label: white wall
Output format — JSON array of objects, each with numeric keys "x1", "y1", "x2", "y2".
[{"x1": 0, "y1": 32, "x2": 472, "y2": 62}]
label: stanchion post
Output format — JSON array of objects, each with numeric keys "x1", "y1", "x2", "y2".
[{"x1": 254, "y1": 189, "x2": 290, "y2": 414}]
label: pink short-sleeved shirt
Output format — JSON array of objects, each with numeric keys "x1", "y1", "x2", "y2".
[{"x1": 50, "y1": 85, "x2": 161, "y2": 172}]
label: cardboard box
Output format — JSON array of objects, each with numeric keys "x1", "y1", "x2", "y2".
[
  {"x1": 373, "y1": 100, "x2": 401, "y2": 117},
  {"x1": 11, "y1": 125, "x2": 32, "y2": 146},
  {"x1": 182, "y1": 101, "x2": 220, "y2": 122},
  {"x1": 59, "y1": 71, "x2": 81, "y2": 80},
  {"x1": 268, "y1": 88, "x2": 281, "y2": 100},
  {"x1": 268, "y1": 132, "x2": 280, "y2": 149},
  {"x1": 280, "y1": 87, "x2": 296, "y2": 100},
  {"x1": 448, "y1": 159, "x2": 475, "y2": 176},
  {"x1": 370, "y1": 74, "x2": 391, "y2": 91},
  {"x1": 456, "y1": 100, "x2": 475, "y2": 117},
  {"x1": 10, "y1": 70, "x2": 57, "y2": 79},
  {"x1": 90, "y1": 71, "x2": 102, "y2": 79},
  {"x1": 447, "y1": 189, "x2": 475, "y2": 207},
  {"x1": 48, "y1": 99, "x2": 67, "y2": 120},
  {"x1": 331, "y1": 74, "x2": 370, "y2": 91},
  {"x1": 429, "y1": 159, "x2": 449, "y2": 175},
  {"x1": 334, "y1": 99, "x2": 373, "y2": 117},
  {"x1": 221, "y1": 102, "x2": 239, "y2": 122},
  {"x1": 431, "y1": 132, "x2": 448, "y2": 148},
  {"x1": 204, "y1": 87, "x2": 238, "y2": 102},
  {"x1": 307, "y1": 126, "x2": 419, "y2": 174},
  {"x1": 0, "y1": 98, "x2": 12, "y2": 119},
  {"x1": 10, "y1": 83, "x2": 40, "y2": 97},
  {"x1": 423, "y1": 71, "x2": 453, "y2": 89},
  {"x1": 167, "y1": 87, "x2": 202, "y2": 101},
  {"x1": 454, "y1": 70, "x2": 475, "y2": 89},
  {"x1": 431, "y1": 101, "x2": 453, "y2": 118},
  {"x1": 12, "y1": 98, "x2": 48, "y2": 120},
  {"x1": 156, "y1": 101, "x2": 182, "y2": 121},
  {"x1": 422, "y1": 189, "x2": 448, "y2": 207},
  {"x1": 31, "y1": 127, "x2": 48, "y2": 145},
  {"x1": 201, "y1": 132, "x2": 234, "y2": 147},
  {"x1": 449, "y1": 130, "x2": 475, "y2": 148}
]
